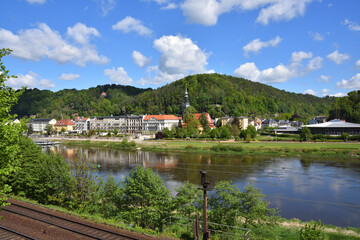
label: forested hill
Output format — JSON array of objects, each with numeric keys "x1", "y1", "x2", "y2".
[{"x1": 12, "y1": 73, "x2": 335, "y2": 119}]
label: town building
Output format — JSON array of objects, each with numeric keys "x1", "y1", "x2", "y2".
[
  {"x1": 54, "y1": 119, "x2": 75, "y2": 132},
  {"x1": 143, "y1": 115, "x2": 182, "y2": 133},
  {"x1": 89, "y1": 115, "x2": 143, "y2": 134},
  {"x1": 194, "y1": 113, "x2": 216, "y2": 130},
  {"x1": 304, "y1": 119, "x2": 360, "y2": 136},
  {"x1": 221, "y1": 116, "x2": 248, "y2": 129},
  {"x1": 308, "y1": 116, "x2": 327, "y2": 125},
  {"x1": 29, "y1": 118, "x2": 57, "y2": 133},
  {"x1": 75, "y1": 117, "x2": 90, "y2": 133},
  {"x1": 262, "y1": 119, "x2": 278, "y2": 128}
]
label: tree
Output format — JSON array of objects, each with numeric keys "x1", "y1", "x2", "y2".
[
  {"x1": 68, "y1": 152, "x2": 97, "y2": 205},
  {"x1": 113, "y1": 128, "x2": 118, "y2": 136},
  {"x1": 300, "y1": 127, "x2": 312, "y2": 142},
  {"x1": 162, "y1": 127, "x2": 172, "y2": 138},
  {"x1": 219, "y1": 125, "x2": 231, "y2": 139},
  {"x1": 247, "y1": 125, "x2": 257, "y2": 139},
  {"x1": 118, "y1": 165, "x2": 171, "y2": 229},
  {"x1": 173, "y1": 182, "x2": 202, "y2": 219},
  {"x1": 45, "y1": 124, "x2": 54, "y2": 135},
  {"x1": 177, "y1": 127, "x2": 186, "y2": 138},
  {"x1": 199, "y1": 112, "x2": 209, "y2": 131},
  {"x1": 209, "y1": 181, "x2": 278, "y2": 230},
  {"x1": 0, "y1": 49, "x2": 25, "y2": 208},
  {"x1": 6, "y1": 137, "x2": 73, "y2": 205},
  {"x1": 61, "y1": 127, "x2": 66, "y2": 134},
  {"x1": 27, "y1": 124, "x2": 33, "y2": 135}
]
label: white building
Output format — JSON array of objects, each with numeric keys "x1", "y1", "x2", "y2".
[
  {"x1": 89, "y1": 115, "x2": 143, "y2": 134},
  {"x1": 29, "y1": 118, "x2": 57, "y2": 132},
  {"x1": 143, "y1": 115, "x2": 182, "y2": 133},
  {"x1": 75, "y1": 117, "x2": 90, "y2": 133}
]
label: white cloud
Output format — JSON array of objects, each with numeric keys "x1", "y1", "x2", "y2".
[
  {"x1": 256, "y1": 0, "x2": 313, "y2": 25},
  {"x1": 58, "y1": 73, "x2": 80, "y2": 81},
  {"x1": 181, "y1": 0, "x2": 315, "y2": 26},
  {"x1": 26, "y1": 0, "x2": 46, "y2": 4},
  {"x1": 243, "y1": 36, "x2": 282, "y2": 56},
  {"x1": 312, "y1": 32, "x2": 324, "y2": 41},
  {"x1": 343, "y1": 19, "x2": 360, "y2": 31},
  {"x1": 67, "y1": 23, "x2": 100, "y2": 45},
  {"x1": 321, "y1": 88, "x2": 330, "y2": 97},
  {"x1": 0, "y1": 23, "x2": 109, "y2": 66},
  {"x1": 6, "y1": 71, "x2": 55, "y2": 89},
  {"x1": 305, "y1": 56, "x2": 323, "y2": 71},
  {"x1": 154, "y1": 35, "x2": 209, "y2": 75},
  {"x1": 161, "y1": 3, "x2": 177, "y2": 9},
  {"x1": 320, "y1": 89, "x2": 345, "y2": 98},
  {"x1": 96, "y1": 0, "x2": 116, "y2": 16},
  {"x1": 132, "y1": 51, "x2": 151, "y2": 68},
  {"x1": 336, "y1": 73, "x2": 360, "y2": 89},
  {"x1": 112, "y1": 16, "x2": 152, "y2": 36},
  {"x1": 139, "y1": 35, "x2": 210, "y2": 85},
  {"x1": 318, "y1": 75, "x2": 330, "y2": 82},
  {"x1": 104, "y1": 67, "x2": 133, "y2": 85},
  {"x1": 304, "y1": 89, "x2": 317, "y2": 96},
  {"x1": 290, "y1": 51, "x2": 312, "y2": 63},
  {"x1": 355, "y1": 59, "x2": 360, "y2": 69},
  {"x1": 234, "y1": 51, "x2": 322, "y2": 83},
  {"x1": 141, "y1": 0, "x2": 169, "y2": 4},
  {"x1": 327, "y1": 50, "x2": 350, "y2": 64},
  {"x1": 330, "y1": 92, "x2": 346, "y2": 97},
  {"x1": 138, "y1": 66, "x2": 185, "y2": 86}
]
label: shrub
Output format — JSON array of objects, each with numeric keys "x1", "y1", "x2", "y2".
[{"x1": 299, "y1": 220, "x2": 327, "y2": 240}]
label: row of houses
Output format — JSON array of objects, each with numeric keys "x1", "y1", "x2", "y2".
[{"x1": 29, "y1": 115, "x2": 183, "y2": 135}]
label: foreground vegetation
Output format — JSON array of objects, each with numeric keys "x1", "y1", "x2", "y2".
[{"x1": 4, "y1": 136, "x2": 359, "y2": 239}]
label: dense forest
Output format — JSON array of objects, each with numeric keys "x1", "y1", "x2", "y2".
[
  {"x1": 328, "y1": 90, "x2": 360, "y2": 123},
  {"x1": 12, "y1": 73, "x2": 336, "y2": 120}
]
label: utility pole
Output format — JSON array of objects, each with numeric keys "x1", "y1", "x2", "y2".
[{"x1": 200, "y1": 170, "x2": 210, "y2": 240}]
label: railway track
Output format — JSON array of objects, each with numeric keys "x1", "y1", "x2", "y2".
[
  {"x1": 2, "y1": 202, "x2": 142, "y2": 240},
  {"x1": 0, "y1": 225, "x2": 36, "y2": 240}
]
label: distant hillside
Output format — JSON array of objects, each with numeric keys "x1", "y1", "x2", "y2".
[{"x1": 12, "y1": 74, "x2": 335, "y2": 119}]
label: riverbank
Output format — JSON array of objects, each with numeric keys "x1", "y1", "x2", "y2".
[{"x1": 57, "y1": 137, "x2": 360, "y2": 158}]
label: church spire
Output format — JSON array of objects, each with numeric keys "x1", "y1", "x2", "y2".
[{"x1": 181, "y1": 86, "x2": 191, "y2": 113}]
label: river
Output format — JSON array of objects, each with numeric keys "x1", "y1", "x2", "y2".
[{"x1": 45, "y1": 145, "x2": 360, "y2": 228}]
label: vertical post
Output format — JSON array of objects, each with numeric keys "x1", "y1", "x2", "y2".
[
  {"x1": 203, "y1": 187, "x2": 208, "y2": 239},
  {"x1": 194, "y1": 214, "x2": 199, "y2": 240},
  {"x1": 200, "y1": 170, "x2": 210, "y2": 240}
]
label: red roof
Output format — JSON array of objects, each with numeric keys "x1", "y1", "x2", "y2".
[
  {"x1": 183, "y1": 113, "x2": 216, "y2": 129},
  {"x1": 74, "y1": 117, "x2": 88, "y2": 122},
  {"x1": 194, "y1": 113, "x2": 215, "y2": 128},
  {"x1": 144, "y1": 115, "x2": 182, "y2": 121},
  {"x1": 55, "y1": 119, "x2": 75, "y2": 126}
]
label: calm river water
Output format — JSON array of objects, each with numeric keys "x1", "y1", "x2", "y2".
[{"x1": 46, "y1": 145, "x2": 360, "y2": 228}]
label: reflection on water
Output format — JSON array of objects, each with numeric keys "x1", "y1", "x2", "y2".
[{"x1": 45, "y1": 145, "x2": 360, "y2": 228}]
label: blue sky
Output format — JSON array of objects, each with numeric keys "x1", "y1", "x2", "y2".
[{"x1": 1, "y1": 0, "x2": 359, "y2": 97}]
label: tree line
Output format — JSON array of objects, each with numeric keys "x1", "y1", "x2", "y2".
[{"x1": 12, "y1": 73, "x2": 335, "y2": 121}]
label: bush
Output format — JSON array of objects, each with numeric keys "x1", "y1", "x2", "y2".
[
  {"x1": 117, "y1": 165, "x2": 171, "y2": 229},
  {"x1": 300, "y1": 220, "x2": 327, "y2": 240}
]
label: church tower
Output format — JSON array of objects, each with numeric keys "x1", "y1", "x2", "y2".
[{"x1": 181, "y1": 86, "x2": 191, "y2": 114}]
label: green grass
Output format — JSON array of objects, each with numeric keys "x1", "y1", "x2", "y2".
[{"x1": 139, "y1": 140, "x2": 360, "y2": 158}]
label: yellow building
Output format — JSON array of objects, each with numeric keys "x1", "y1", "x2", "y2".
[{"x1": 54, "y1": 119, "x2": 75, "y2": 132}]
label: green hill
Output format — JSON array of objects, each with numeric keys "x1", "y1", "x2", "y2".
[{"x1": 11, "y1": 73, "x2": 335, "y2": 120}]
